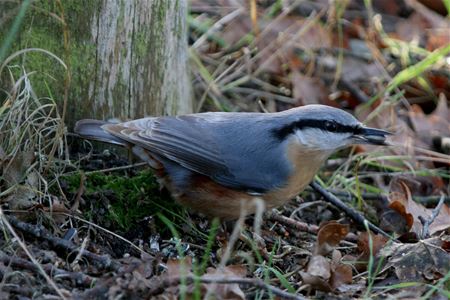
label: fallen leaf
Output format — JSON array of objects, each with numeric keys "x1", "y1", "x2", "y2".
[
  {"x1": 343, "y1": 232, "x2": 389, "y2": 272},
  {"x1": 379, "y1": 209, "x2": 409, "y2": 235},
  {"x1": 291, "y1": 71, "x2": 329, "y2": 106},
  {"x1": 301, "y1": 222, "x2": 352, "y2": 292},
  {"x1": 388, "y1": 176, "x2": 450, "y2": 236},
  {"x1": 357, "y1": 232, "x2": 389, "y2": 257},
  {"x1": 300, "y1": 251, "x2": 353, "y2": 292},
  {"x1": 316, "y1": 221, "x2": 350, "y2": 255},
  {"x1": 163, "y1": 259, "x2": 246, "y2": 299},
  {"x1": 166, "y1": 257, "x2": 193, "y2": 278},
  {"x1": 300, "y1": 255, "x2": 332, "y2": 292},
  {"x1": 330, "y1": 262, "x2": 353, "y2": 290},
  {"x1": 408, "y1": 97, "x2": 450, "y2": 156},
  {"x1": 380, "y1": 237, "x2": 450, "y2": 281},
  {"x1": 203, "y1": 265, "x2": 247, "y2": 300},
  {"x1": 396, "y1": 0, "x2": 450, "y2": 50}
]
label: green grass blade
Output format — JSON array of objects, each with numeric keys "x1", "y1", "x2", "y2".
[
  {"x1": 386, "y1": 44, "x2": 450, "y2": 94},
  {"x1": 0, "y1": 0, "x2": 32, "y2": 63}
]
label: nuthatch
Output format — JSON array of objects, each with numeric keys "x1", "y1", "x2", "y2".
[{"x1": 75, "y1": 105, "x2": 391, "y2": 219}]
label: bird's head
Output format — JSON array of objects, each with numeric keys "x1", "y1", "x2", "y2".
[{"x1": 273, "y1": 105, "x2": 392, "y2": 152}]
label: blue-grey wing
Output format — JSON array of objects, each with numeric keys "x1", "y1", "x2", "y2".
[{"x1": 103, "y1": 113, "x2": 291, "y2": 193}]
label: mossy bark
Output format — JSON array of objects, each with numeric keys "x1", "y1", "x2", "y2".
[{"x1": 0, "y1": 0, "x2": 192, "y2": 126}]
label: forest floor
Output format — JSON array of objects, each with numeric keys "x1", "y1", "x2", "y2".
[{"x1": 1, "y1": 0, "x2": 450, "y2": 299}]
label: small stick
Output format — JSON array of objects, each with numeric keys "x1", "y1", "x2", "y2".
[
  {"x1": 62, "y1": 162, "x2": 148, "y2": 177},
  {"x1": 420, "y1": 194, "x2": 446, "y2": 239},
  {"x1": 329, "y1": 189, "x2": 449, "y2": 206},
  {"x1": 310, "y1": 181, "x2": 393, "y2": 239},
  {"x1": 266, "y1": 211, "x2": 358, "y2": 242},
  {"x1": 266, "y1": 211, "x2": 319, "y2": 234}
]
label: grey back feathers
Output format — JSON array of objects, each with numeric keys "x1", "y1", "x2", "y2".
[
  {"x1": 74, "y1": 105, "x2": 360, "y2": 193},
  {"x1": 74, "y1": 119, "x2": 127, "y2": 146}
]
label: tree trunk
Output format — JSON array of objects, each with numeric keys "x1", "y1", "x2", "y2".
[{"x1": 1, "y1": 0, "x2": 192, "y2": 125}]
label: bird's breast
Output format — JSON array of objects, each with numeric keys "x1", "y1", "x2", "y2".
[{"x1": 263, "y1": 140, "x2": 330, "y2": 207}]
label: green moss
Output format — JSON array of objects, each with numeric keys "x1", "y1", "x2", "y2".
[
  {"x1": 65, "y1": 169, "x2": 180, "y2": 231},
  {"x1": 0, "y1": 0, "x2": 100, "y2": 125}
]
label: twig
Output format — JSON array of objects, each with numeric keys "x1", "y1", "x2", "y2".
[
  {"x1": 339, "y1": 78, "x2": 370, "y2": 103},
  {"x1": 62, "y1": 161, "x2": 148, "y2": 177},
  {"x1": 192, "y1": 7, "x2": 243, "y2": 49},
  {"x1": 266, "y1": 211, "x2": 358, "y2": 242},
  {"x1": 420, "y1": 194, "x2": 446, "y2": 239},
  {"x1": 0, "y1": 251, "x2": 95, "y2": 287},
  {"x1": 148, "y1": 275, "x2": 309, "y2": 300},
  {"x1": 329, "y1": 189, "x2": 450, "y2": 206},
  {"x1": 310, "y1": 181, "x2": 393, "y2": 239},
  {"x1": 5, "y1": 215, "x2": 121, "y2": 271},
  {"x1": 70, "y1": 171, "x2": 85, "y2": 212},
  {"x1": 266, "y1": 211, "x2": 319, "y2": 234},
  {"x1": 229, "y1": 87, "x2": 297, "y2": 104}
]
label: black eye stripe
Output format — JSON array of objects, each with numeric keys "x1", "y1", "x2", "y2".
[
  {"x1": 272, "y1": 119, "x2": 359, "y2": 140},
  {"x1": 325, "y1": 121, "x2": 337, "y2": 132}
]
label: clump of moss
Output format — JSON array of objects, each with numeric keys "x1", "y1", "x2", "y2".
[{"x1": 65, "y1": 169, "x2": 180, "y2": 231}]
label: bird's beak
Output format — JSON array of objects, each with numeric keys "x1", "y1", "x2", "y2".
[{"x1": 352, "y1": 127, "x2": 393, "y2": 146}]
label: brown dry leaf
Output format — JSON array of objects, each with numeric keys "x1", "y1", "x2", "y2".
[
  {"x1": 291, "y1": 71, "x2": 329, "y2": 106},
  {"x1": 357, "y1": 232, "x2": 389, "y2": 257},
  {"x1": 388, "y1": 176, "x2": 450, "y2": 236},
  {"x1": 354, "y1": 232, "x2": 390, "y2": 272},
  {"x1": 343, "y1": 232, "x2": 389, "y2": 273},
  {"x1": 300, "y1": 252, "x2": 353, "y2": 292},
  {"x1": 203, "y1": 265, "x2": 247, "y2": 300},
  {"x1": 330, "y1": 263, "x2": 353, "y2": 290},
  {"x1": 115, "y1": 254, "x2": 156, "y2": 294},
  {"x1": 405, "y1": 0, "x2": 450, "y2": 50},
  {"x1": 408, "y1": 97, "x2": 450, "y2": 155},
  {"x1": 330, "y1": 250, "x2": 353, "y2": 290},
  {"x1": 394, "y1": 0, "x2": 450, "y2": 50},
  {"x1": 166, "y1": 257, "x2": 193, "y2": 278},
  {"x1": 163, "y1": 258, "x2": 195, "y2": 298},
  {"x1": 316, "y1": 221, "x2": 350, "y2": 255},
  {"x1": 379, "y1": 209, "x2": 410, "y2": 235},
  {"x1": 356, "y1": 98, "x2": 450, "y2": 170},
  {"x1": 164, "y1": 259, "x2": 246, "y2": 300},
  {"x1": 301, "y1": 222, "x2": 352, "y2": 292},
  {"x1": 380, "y1": 237, "x2": 450, "y2": 281},
  {"x1": 395, "y1": 12, "x2": 430, "y2": 43},
  {"x1": 300, "y1": 255, "x2": 332, "y2": 292}
]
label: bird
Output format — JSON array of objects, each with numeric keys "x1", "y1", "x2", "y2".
[{"x1": 74, "y1": 105, "x2": 391, "y2": 220}]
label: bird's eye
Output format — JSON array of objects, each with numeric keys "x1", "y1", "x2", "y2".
[{"x1": 324, "y1": 121, "x2": 337, "y2": 132}]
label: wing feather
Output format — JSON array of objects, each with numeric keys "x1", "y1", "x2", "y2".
[{"x1": 103, "y1": 116, "x2": 231, "y2": 177}]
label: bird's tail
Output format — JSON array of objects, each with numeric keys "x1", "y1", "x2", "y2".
[{"x1": 74, "y1": 119, "x2": 127, "y2": 146}]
